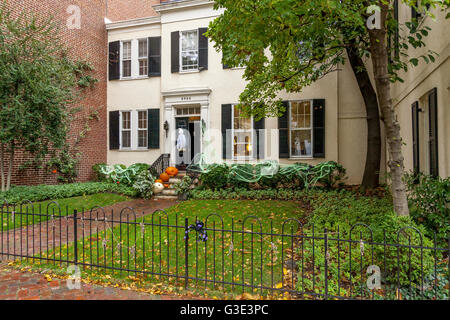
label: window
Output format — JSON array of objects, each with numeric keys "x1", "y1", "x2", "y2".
[
  {"x1": 176, "y1": 106, "x2": 201, "y2": 116},
  {"x1": 180, "y1": 30, "x2": 198, "y2": 71},
  {"x1": 138, "y1": 39, "x2": 148, "y2": 76},
  {"x1": 121, "y1": 41, "x2": 132, "y2": 78},
  {"x1": 137, "y1": 110, "x2": 148, "y2": 148},
  {"x1": 232, "y1": 105, "x2": 253, "y2": 159},
  {"x1": 290, "y1": 100, "x2": 313, "y2": 157},
  {"x1": 121, "y1": 111, "x2": 131, "y2": 148}
]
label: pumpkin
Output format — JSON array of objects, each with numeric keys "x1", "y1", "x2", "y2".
[
  {"x1": 165, "y1": 166, "x2": 178, "y2": 176},
  {"x1": 153, "y1": 182, "x2": 164, "y2": 194},
  {"x1": 164, "y1": 184, "x2": 169, "y2": 188},
  {"x1": 159, "y1": 172, "x2": 170, "y2": 182},
  {"x1": 155, "y1": 179, "x2": 163, "y2": 184}
]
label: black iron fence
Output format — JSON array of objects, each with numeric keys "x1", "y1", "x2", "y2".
[{"x1": 0, "y1": 202, "x2": 448, "y2": 300}]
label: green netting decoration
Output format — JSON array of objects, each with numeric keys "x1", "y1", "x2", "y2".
[
  {"x1": 187, "y1": 153, "x2": 344, "y2": 189},
  {"x1": 99, "y1": 163, "x2": 149, "y2": 185}
]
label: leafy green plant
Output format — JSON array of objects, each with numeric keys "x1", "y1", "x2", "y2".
[
  {"x1": 132, "y1": 170, "x2": 155, "y2": 199},
  {"x1": 174, "y1": 176, "x2": 193, "y2": 197},
  {"x1": 0, "y1": 182, "x2": 137, "y2": 203},
  {"x1": 404, "y1": 172, "x2": 450, "y2": 247},
  {"x1": 92, "y1": 163, "x2": 108, "y2": 181},
  {"x1": 199, "y1": 164, "x2": 230, "y2": 190},
  {"x1": 300, "y1": 190, "x2": 439, "y2": 298}
]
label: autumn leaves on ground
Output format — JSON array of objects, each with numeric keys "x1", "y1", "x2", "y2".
[{"x1": 9, "y1": 200, "x2": 305, "y2": 300}]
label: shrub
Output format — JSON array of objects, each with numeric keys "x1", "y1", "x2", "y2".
[
  {"x1": 174, "y1": 176, "x2": 193, "y2": 197},
  {"x1": 0, "y1": 182, "x2": 137, "y2": 203},
  {"x1": 404, "y1": 172, "x2": 450, "y2": 247},
  {"x1": 92, "y1": 163, "x2": 108, "y2": 181},
  {"x1": 301, "y1": 190, "x2": 439, "y2": 297},
  {"x1": 198, "y1": 164, "x2": 229, "y2": 190},
  {"x1": 132, "y1": 170, "x2": 155, "y2": 199}
]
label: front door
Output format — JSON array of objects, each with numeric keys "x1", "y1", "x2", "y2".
[{"x1": 175, "y1": 117, "x2": 190, "y2": 167}]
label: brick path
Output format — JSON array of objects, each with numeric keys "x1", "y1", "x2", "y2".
[
  {"x1": 0, "y1": 266, "x2": 192, "y2": 300},
  {"x1": 0, "y1": 199, "x2": 177, "y2": 261}
]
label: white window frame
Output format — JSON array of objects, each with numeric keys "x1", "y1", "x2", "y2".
[
  {"x1": 137, "y1": 109, "x2": 148, "y2": 149},
  {"x1": 138, "y1": 38, "x2": 148, "y2": 77},
  {"x1": 120, "y1": 110, "x2": 132, "y2": 150},
  {"x1": 180, "y1": 29, "x2": 199, "y2": 72},
  {"x1": 231, "y1": 104, "x2": 254, "y2": 161},
  {"x1": 120, "y1": 40, "x2": 132, "y2": 79},
  {"x1": 289, "y1": 100, "x2": 313, "y2": 158}
]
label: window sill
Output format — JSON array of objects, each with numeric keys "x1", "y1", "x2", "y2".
[
  {"x1": 288, "y1": 157, "x2": 314, "y2": 160},
  {"x1": 117, "y1": 149, "x2": 152, "y2": 152},
  {"x1": 179, "y1": 69, "x2": 200, "y2": 74},
  {"x1": 118, "y1": 76, "x2": 150, "y2": 81}
]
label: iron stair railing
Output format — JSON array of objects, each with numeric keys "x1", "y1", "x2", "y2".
[{"x1": 149, "y1": 153, "x2": 170, "y2": 177}]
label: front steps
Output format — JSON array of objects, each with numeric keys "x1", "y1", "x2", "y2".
[{"x1": 154, "y1": 171, "x2": 186, "y2": 200}]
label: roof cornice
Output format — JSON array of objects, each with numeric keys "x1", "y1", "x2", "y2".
[
  {"x1": 105, "y1": 16, "x2": 161, "y2": 30},
  {"x1": 154, "y1": 0, "x2": 213, "y2": 13}
]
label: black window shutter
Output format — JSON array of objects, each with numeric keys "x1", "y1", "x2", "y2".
[
  {"x1": 428, "y1": 88, "x2": 438, "y2": 177},
  {"x1": 108, "y1": 41, "x2": 120, "y2": 80},
  {"x1": 278, "y1": 101, "x2": 290, "y2": 158},
  {"x1": 254, "y1": 117, "x2": 265, "y2": 159},
  {"x1": 171, "y1": 31, "x2": 180, "y2": 73},
  {"x1": 222, "y1": 104, "x2": 232, "y2": 159},
  {"x1": 313, "y1": 99, "x2": 325, "y2": 158},
  {"x1": 148, "y1": 37, "x2": 161, "y2": 77},
  {"x1": 148, "y1": 109, "x2": 160, "y2": 149},
  {"x1": 411, "y1": 101, "x2": 420, "y2": 175},
  {"x1": 198, "y1": 28, "x2": 208, "y2": 71},
  {"x1": 109, "y1": 111, "x2": 120, "y2": 150}
]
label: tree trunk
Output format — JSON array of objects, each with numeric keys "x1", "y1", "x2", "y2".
[
  {"x1": 6, "y1": 143, "x2": 14, "y2": 191},
  {"x1": 0, "y1": 143, "x2": 5, "y2": 192},
  {"x1": 368, "y1": 4, "x2": 409, "y2": 216},
  {"x1": 346, "y1": 42, "x2": 381, "y2": 189}
]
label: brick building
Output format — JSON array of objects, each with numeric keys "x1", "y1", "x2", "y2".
[{"x1": 4, "y1": 0, "x2": 159, "y2": 186}]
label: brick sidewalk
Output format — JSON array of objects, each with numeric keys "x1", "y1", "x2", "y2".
[
  {"x1": 0, "y1": 267, "x2": 190, "y2": 300},
  {"x1": 0, "y1": 199, "x2": 177, "y2": 260}
]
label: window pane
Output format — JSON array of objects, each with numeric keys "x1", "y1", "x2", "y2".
[
  {"x1": 139, "y1": 59, "x2": 148, "y2": 76},
  {"x1": 122, "y1": 60, "x2": 131, "y2": 77},
  {"x1": 291, "y1": 100, "x2": 312, "y2": 129},
  {"x1": 291, "y1": 130, "x2": 312, "y2": 156},
  {"x1": 138, "y1": 111, "x2": 147, "y2": 129},
  {"x1": 122, "y1": 112, "x2": 131, "y2": 129},
  {"x1": 138, "y1": 130, "x2": 147, "y2": 148},
  {"x1": 139, "y1": 39, "x2": 147, "y2": 58},
  {"x1": 122, "y1": 131, "x2": 131, "y2": 148},
  {"x1": 181, "y1": 31, "x2": 198, "y2": 71},
  {"x1": 123, "y1": 42, "x2": 131, "y2": 59}
]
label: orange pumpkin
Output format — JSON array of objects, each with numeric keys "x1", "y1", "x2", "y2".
[
  {"x1": 165, "y1": 166, "x2": 178, "y2": 176},
  {"x1": 159, "y1": 172, "x2": 170, "y2": 182},
  {"x1": 155, "y1": 179, "x2": 163, "y2": 184},
  {"x1": 164, "y1": 184, "x2": 169, "y2": 188}
]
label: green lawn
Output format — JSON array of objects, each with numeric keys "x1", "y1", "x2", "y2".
[
  {"x1": 34, "y1": 200, "x2": 305, "y2": 298},
  {"x1": 1, "y1": 193, "x2": 130, "y2": 231}
]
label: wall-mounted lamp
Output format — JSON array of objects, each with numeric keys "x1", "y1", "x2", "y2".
[{"x1": 164, "y1": 121, "x2": 169, "y2": 138}]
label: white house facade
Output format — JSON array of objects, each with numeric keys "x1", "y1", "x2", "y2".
[{"x1": 106, "y1": 0, "x2": 449, "y2": 185}]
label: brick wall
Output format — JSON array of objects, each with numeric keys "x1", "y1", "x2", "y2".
[
  {"x1": 106, "y1": 0, "x2": 160, "y2": 21},
  {"x1": 5, "y1": 0, "x2": 108, "y2": 185}
]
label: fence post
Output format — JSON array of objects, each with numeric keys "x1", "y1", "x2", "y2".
[
  {"x1": 324, "y1": 228, "x2": 328, "y2": 299},
  {"x1": 184, "y1": 217, "x2": 189, "y2": 290},
  {"x1": 73, "y1": 209, "x2": 78, "y2": 266}
]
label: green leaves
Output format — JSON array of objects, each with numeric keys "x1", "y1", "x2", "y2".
[{"x1": 0, "y1": 2, "x2": 98, "y2": 180}]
